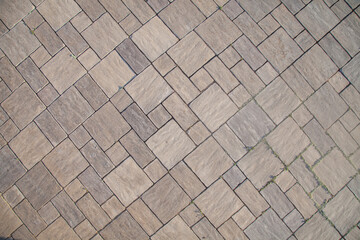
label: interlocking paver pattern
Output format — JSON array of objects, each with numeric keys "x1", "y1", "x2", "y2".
[{"x1": 0, "y1": 0, "x2": 359, "y2": 239}]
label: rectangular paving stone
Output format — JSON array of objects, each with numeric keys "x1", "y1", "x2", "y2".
[
  {"x1": 234, "y1": 12, "x2": 266, "y2": 46},
  {"x1": 84, "y1": 102, "x2": 131, "y2": 150},
  {"x1": 57, "y1": 22, "x2": 88, "y2": 56},
  {"x1": 328, "y1": 121, "x2": 358, "y2": 156},
  {"x1": 289, "y1": 158, "x2": 318, "y2": 193},
  {"x1": 281, "y1": 66, "x2": 314, "y2": 101},
  {"x1": 35, "y1": 110, "x2": 66, "y2": 146},
  {"x1": 17, "y1": 58, "x2": 48, "y2": 92},
  {"x1": 104, "y1": 157, "x2": 152, "y2": 206},
  {"x1": 0, "y1": 22, "x2": 40, "y2": 66},
  {"x1": 235, "y1": 35, "x2": 267, "y2": 71},
  {"x1": 0, "y1": 57, "x2": 24, "y2": 91},
  {"x1": 75, "y1": 74, "x2": 107, "y2": 111},
  {"x1": 81, "y1": 140, "x2": 115, "y2": 177},
  {"x1": 126, "y1": 66, "x2": 173, "y2": 114},
  {"x1": 14, "y1": 200, "x2": 46, "y2": 236},
  {"x1": 261, "y1": 183, "x2": 294, "y2": 218},
  {"x1": 76, "y1": 0, "x2": 105, "y2": 21},
  {"x1": 122, "y1": 0, "x2": 155, "y2": 24},
  {"x1": 296, "y1": 0, "x2": 339, "y2": 40},
  {"x1": 303, "y1": 119, "x2": 335, "y2": 155},
  {"x1": 159, "y1": 0, "x2": 205, "y2": 39},
  {"x1": 120, "y1": 130, "x2": 155, "y2": 168},
  {"x1": 10, "y1": 122, "x2": 52, "y2": 169},
  {"x1": 17, "y1": 162, "x2": 60, "y2": 210},
  {"x1": 272, "y1": 4, "x2": 303, "y2": 38},
  {"x1": 218, "y1": 219, "x2": 248, "y2": 240},
  {"x1": 319, "y1": 33, "x2": 351, "y2": 68},
  {"x1": 35, "y1": 22, "x2": 64, "y2": 56},
  {"x1": 193, "y1": 218, "x2": 224, "y2": 239},
  {"x1": 142, "y1": 174, "x2": 190, "y2": 223},
  {"x1": 259, "y1": 28, "x2": 302, "y2": 73},
  {"x1": 43, "y1": 139, "x2": 89, "y2": 187},
  {"x1": 99, "y1": 0, "x2": 129, "y2": 22},
  {"x1": 343, "y1": 53, "x2": 360, "y2": 92},
  {"x1": 1, "y1": 83, "x2": 45, "y2": 130},
  {"x1": 147, "y1": 120, "x2": 195, "y2": 169},
  {"x1": 281, "y1": 0, "x2": 304, "y2": 13},
  {"x1": 237, "y1": 0, "x2": 280, "y2": 22},
  {"x1": 0, "y1": 0, "x2": 34, "y2": 29},
  {"x1": 37, "y1": 217, "x2": 80, "y2": 240},
  {"x1": 0, "y1": 196, "x2": 22, "y2": 238},
  {"x1": 286, "y1": 184, "x2": 317, "y2": 219},
  {"x1": 132, "y1": 16, "x2": 177, "y2": 62},
  {"x1": 152, "y1": 215, "x2": 198, "y2": 240}
]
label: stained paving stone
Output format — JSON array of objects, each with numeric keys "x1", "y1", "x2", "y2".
[
  {"x1": 147, "y1": 120, "x2": 194, "y2": 169},
  {"x1": 101, "y1": 196, "x2": 125, "y2": 220},
  {"x1": 286, "y1": 184, "x2": 317, "y2": 219},
  {"x1": 78, "y1": 48, "x2": 100, "y2": 71},
  {"x1": 192, "y1": 217, "x2": 224, "y2": 239},
  {"x1": 0, "y1": 0, "x2": 34, "y2": 29},
  {"x1": 237, "y1": 0, "x2": 280, "y2": 22},
  {"x1": 16, "y1": 162, "x2": 60, "y2": 210},
  {"x1": 233, "y1": 35, "x2": 266, "y2": 71},
  {"x1": 35, "y1": 110, "x2": 66, "y2": 146},
  {"x1": 99, "y1": 0, "x2": 129, "y2": 22},
  {"x1": 342, "y1": 53, "x2": 360, "y2": 92},
  {"x1": 0, "y1": 22, "x2": 40, "y2": 66},
  {"x1": 144, "y1": 159, "x2": 167, "y2": 183},
  {"x1": 152, "y1": 215, "x2": 198, "y2": 240},
  {"x1": 228, "y1": 101, "x2": 274, "y2": 147},
  {"x1": 281, "y1": 66, "x2": 314, "y2": 102},
  {"x1": 319, "y1": 33, "x2": 351, "y2": 68},
  {"x1": 75, "y1": 74, "x2": 107, "y2": 111},
  {"x1": 214, "y1": 124, "x2": 246, "y2": 161},
  {"x1": 35, "y1": 22, "x2": 64, "y2": 56},
  {"x1": 168, "y1": 31, "x2": 214, "y2": 76},
  {"x1": 159, "y1": 0, "x2": 205, "y2": 39},
  {"x1": 38, "y1": 202, "x2": 59, "y2": 225},
  {"x1": 2, "y1": 83, "x2": 45, "y2": 130},
  {"x1": 104, "y1": 157, "x2": 152, "y2": 206},
  {"x1": 84, "y1": 102, "x2": 131, "y2": 150},
  {"x1": 126, "y1": 66, "x2": 173, "y2": 114},
  {"x1": 17, "y1": 58, "x2": 48, "y2": 92},
  {"x1": 328, "y1": 121, "x2": 358, "y2": 156},
  {"x1": 142, "y1": 174, "x2": 190, "y2": 223},
  {"x1": 231, "y1": 61, "x2": 265, "y2": 96},
  {"x1": 0, "y1": 196, "x2": 22, "y2": 238},
  {"x1": 3, "y1": 185, "x2": 24, "y2": 208},
  {"x1": 234, "y1": 12, "x2": 266, "y2": 46},
  {"x1": 37, "y1": 217, "x2": 80, "y2": 240},
  {"x1": 289, "y1": 158, "x2": 318, "y2": 193},
  {"x1": 261, "y1": 183, "x2": 294, "y2": 218},
  {"x1": 218, "y1": 219, "x2": 248, "y2": 240},
  {"x1": 74, "y1": 220, "x2": 96, "y2": 240},
  {"x1": 13, "y1": 200, "x2": 45, "y2": 236},
  {"x1": 57, "y1": 22, "x2": 88, "y2": 56},
  {"x1": 304, "y1": 119, "x2": 335, "y2": 155}
]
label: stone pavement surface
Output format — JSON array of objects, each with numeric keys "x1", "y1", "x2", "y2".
[{"x1": 0, "y1": 0, "x2": 359, "y2": 239}]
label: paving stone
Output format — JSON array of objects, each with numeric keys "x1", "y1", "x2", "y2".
[
  {"x1": 168, "y1": 31, "x2": 214, "y2": 76},
  {"x1": 234, "y1": 12, "x2": 266, "y2": 46},
  {"x1": 3, "y1": 185, "x2": 24, "y2": 208},
  {"x1": 286, "y1": 184, "x2": 316, "y2": 219},
  {"x1": 163, "y1": 93, "x2": 198, "y2": 131},
  {"x1": 152, "y1": 215, "x2": 198, "y2": 240},
  {"x1": 292, "y1": 105, "x2": 313, "y2": 128},
  {"x1": 0, "y1": 57, "x2": 25, "y2": 90},
  {"x1": 77, "y1": 193, "x2": 111, "y2": 230},
  {"x1": 275, "y1": 170, "x2": 296, "y2": 192},
  {"x1": 228, "y1": 101, "x2": 274, "y2": 147},
  {"x1": 35, "y1": 110, "x2": 66, "y2": 146},
  {"x1": 233, "y1": 35, "x2": 266, "y2": 71},
  {"x1": 328, "y1": 121, "x2": 358, "y2": 156},
  {"x1": 57, "y1": 22, "x2": 88, "y2": 56},
  {"x1": 148, "y1": 104, "x2": 171, "y2": 128},
  {"x1": 104, "y1": 157, "x2": 152, "y2": 206},
  {"x1": 312, "y1": 186, "x2": 331, "y2": 206},
  {"x1": 219, "y1": 46, "x2": 242, "y2": 68},
  {"x1": 14, "y1": 199, "x2": 46, "y2": 235},
  {"x1": 346, "y1": 0, "x2": 360, "y2": 8},
  {"x1": 245, "y1": 209, "x2": 292, "y2": 240},
  {"x1": 84, "y1": 102, "x2": 131, "y2": 150},
  {"x1": 218, "y1": 219, "x2": 248, "y2": 240},
  {"x1": 2, "y1": 83, "x2": 45, "y2": 130},
  {"x1": 75, "y1": 75, "x2": 107, "y2": 111},
  {"x1": 259, "y1": 28, "x2": 302, "y2": 73},
  {"x1": 258, "y1": 14, "x2": 280, "y2": 35},
  {"x1": 76, "y1": 0, "x2": 105, "y2": 21},
  {"x1": 99, "y1": 0, "x2": 130, "y2": 22},
  {"x1": 297, "y1": 0, "x2": 339, "y2": 40},
  {"x1": 0, "y1": 196, "x2": 22, "y2": 238},
  {"x1": 153, "y1": 53, "x2": 176, "y2": 76},
  {"x1": 303, "y1": 119, "x2": 335, "y2": 155},
  {"x1": 101, "y1": 196, "x2": 125, "y2": 219},
  {"x1": 35, "y1": 22, "x2": 64, "y2": 56},
  {"x1": 272, "y1": 4, "x2": 303, "y2": 38},
  {"x1": 228, "y1": 84, "x2": 251, "y2": 108},
  {"x1": 231, "y1": 61, "x2": 265, "y2": 96},
  {"x1": 331, "y1": 0, "x2": 352, "y2": 20},
  {"x1": 78, "y1": 48, "x2": 100, "y2": 71},
  {"x1": 37, "y1": 217, "x2": 80, "y2": 240},
  {"x1": 232, "y1": 206, "x2": 256, "y2": 230},
  {"x1": 295, "y1": 213, "x2": 340, "y2": 240},
  {"x1": 341, "y1": 85, "x2": 360, "y2": 119},
  {"x1": 0, "y1": 107, "x2": 8, "y2": 127},
  {"x1": 148, "y1": 0, "x2": 169, "y2": 12},
  {"x1": 180, "y1": 203, "x2": 203, "y2": 227},
  {"x1": 302, "y1": 145, "x2": 321, "y2": 167},
  {"x1": 17, "y1": 58, "x2": 48, "y2": 92},
  {"x1": 37, "y1": 0, "x2": 80, "y2": 30},
  {"x1": 119, "y1": 13, "x2": 141, "y2": 35},
  {"x1": 237, "y1": 0, "x2": 280, "y2": 22},
  {"x1": 81, "y1": 140, "x2": 115, "y2": 177},
  {"x1": 261, "y1": 183, "x2": 294, "y2": 218},
  {"x1": 214, "y1": 124, "x2": 246, "y2": 161},
  {"x1": 126, "y1": 66, "x2": 173, "y2": 114},
  {"x1": 330, "y1": 73, "x2": 349, "y2": 95},
  {"x1": 0, "y1": 119, "x2": 19, "y2": 142},
  {"x1": 281, "y1": 0, "x2": 304, "y2": 14},
  {"x1": 256, "y1": 62, "x2": 278, "y2": 85},
  {"x1": 69, "y1": 125, "x2": 91, "y2": 149},
  {"x1": 17, "y1": 162, "x2": 60, "y2": 210},
  {"x1": 190, "y1": 68, "x2": 214, "y2": 92},
  {"x1": 351, "y1": 127, "x2": 360, "y2": 147},
  {"x1": 144, "y1": 159, "x2": 167, "y2": 182},
  {"x1": 284, "y1": 209, "x2": 304, "y2": 232},
  {"x1": 147, "y1": 120, "x2": 195, "y2": 169},
  {"x1": 195, "y1": 179, "x2": 243, "y2": 227},
  {"x1": 187, "y1": 121, "x2": 210, "y2": 145},
  {"x1": 289, "y1": 158, "x2": 318, "y2": 192},
  {"x1": 295, "y1": 30, "x2": 316, "y2": 52},
  {"x1": 346, "y1": 227, "x2": 360, "y2": 240},
  {"x1": 143, "y1": 174, "x2": 190, "y2": 223},
  {"x1": 110, "y1": 89, "x2": 133, "y2": 113},
  {"x1": 128, "y1": 198, "x2": 162, "y2": 235},
  {"x1": 192, "y1": 0, "x2": 217, "y2": 17},
  {"x1": 12, "y1": 224, "x2": 36, "y2": 240},
  {"x1": 235, "y1": 180, "x2": 269, "y2": 217},
  {"x1": 120, "y1": 130, "x2": 155, "y2": 168},
  {"x1": 0, "y1": 22, "x2": 40, "y2": 66},
  {"x1": 0, "y1": 80, "x2": 11, "y2": 103},
  {"x1": 332, "y1": 13, "x2": 360, "y2": 57},
  {"x1": 313, "y1": 148, "x2": 356, "y2": 194},
  {"x1": 37, "y1": 83, "x2": 59, "y2": 106},
  {"x1": 122, "y1": 0, "x2": 155, "y2": 24},
  {"x1": 159, "y1": 0, "x2": 205, "y2": 39},
  {"x1": 74, "y1": 220, "x2": 96, "y2": 240},
  {"x1": 170, "y1": 161, "x2": 205, "y2": 199},
  {"x1": 0, "y1": 0, "x2": 33, "y2": 28},
  {"x1": 38, "y1": 202, "x2": 59, "y2": 225},
  {"x1": 43, "y1": 139, "x2": 89, "y2": 187},
  {"x1": 343, "y1": 53, "x2": 360, "y2": 92},
  {"x1": 348, "y1": 175, "x2": 360, "y2": 199},
  {"x1": 223, "y1": 165, "x2": 246, "y2": 189},
  {"x1": 165, "y1": 67, "x2": 200, "y2": 104},
  {"x1": 192, "y1": 217, "x2": 224, "y2": 239},
  {"x1": 223, "y1": 0, "x2": 244, "y2": 20},
  {"x1": 71, "y1": 11, "x2": 92, "y2": 32},
  {"x1": 319, "y1": 34, "x2": 351, "y2": 69}
]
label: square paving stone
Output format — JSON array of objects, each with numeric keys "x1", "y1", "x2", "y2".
[
  {"x1": 1, "y1": 83, "x2": 45, "y2": 130},
  {"x1": 237, "y1": 0, "x2": 280, "y2": 22},
  {"x1": 296, "y1": 0, "x2": 339, "y2": 40},
  {"x1": 9, "y1": 123, "x2": 52, "y2": 169},
  {"x1": 313, "y1": 148, "x2": 356, "y2": 194},
  {"x1": 76, "y1": 0, "x2": 105, "y2": 21},
  {"x1": 0, "y1": 0, "x2": 34, "y2": 29},
  {"x1": 259, "y1": 28, "x2": 302, "y2": 73},
  {"x1": 122, "y1": 0, "x2": 155, "y2": 24},
  {"x1": 82, "y1": 13, "x2": 126, "y2": 58},
  {"x1": 17, "y1": 162, "x2": 61, "y2": 210},
  {"x1": 49, "y1": 86, "x2": 93, "y2": 134},
  {"x1": 343, "y1": 53, "x2": 360, "y2": 92},
  {"x1": 228, "y1": 101, "x2": 275, "y2": 147},
  {"x1": 294, "y1": 45, "x2": 338, "y2": 90},
  {"x1": 125, "y1": 66, "x2": 173, "y2": 114},
  {"x1": 238, "y1": 141, "x2": 283, "y2": 189},
  {"x1": 190, "y1": 84, "x2": 238, "y2": 132},
  {"x1": 89, "y1": 51, "x2": 134, "y2": 97},
  {"x1": 195, "y1": 179, "x2": 243, "y2": 227},
  {"x1": 84, "y1": 102, "x2": 131, "y2": 150},
  {"x1": 43, "y1": 139, "x2": 89, "y2": 187},
  {"x1": 168, "y1": 31, "x2": 214, "y2": 76},
  {"x1": 185, "y1": 137, "x2": 233, "y2": 187},
  {"x1": 0, "y1": 22, "x2": 40, "y2": 66},
  {"x1": 142, "y1": 174, "x2": 190, "y2": 223},
  {"x1": 41, "y1": 48, "x2": 86, "y2": 94},
  {"x1": 147, "y1": 120, "x2": 195, "y2": 169},
  {"x1": 104, "y1": 157, "x2": 152, "y2": 206},
  {"x1": 37, "y1": 217, "x2": 80, "y2": 240},
  {"x1": 132, "y1": 16, "x2": 177, "y2": 61},
  {"x1": 0, "y1": 196, "x2": 22, "y2": 238},
  {"x1": 99, "y1": 0, "x2": 129, "y2": 22},
  {"x1": 152, "y1": 216, "x2": 198, "y2": 240},
  {"x1": 159, "y1": 0, "x2": 205, "y2": 39},
  {"x1": 305, "y1": 83, "x2": 347, "y2": 129},
  {"x1": 267, "y1": 118, "x2": 310, "y2": 164},
  {"x1": 37, "y1": 0, "x2": 81, "y2": 30},
  {"x1": 0, "y1": 146, "x2": 26, "y2": 193}
]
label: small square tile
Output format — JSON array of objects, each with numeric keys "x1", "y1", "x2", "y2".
[
  {"x1": 152, "y1": 216, "x2": 197, "y2": 240},
  {"x1": 0, "y1": 193, "x2": 22, "y2": 238},
  {"x1": 0, "y1": 57, "x2": 24, "y2": 91},
  {"x1": 0, "y1": 0, "x2": 34, "y2": 29},
  {"x1": 144, "y1": 159, "x2": 167, "y2": 182},
  {"x1": 286, "y1": 184, "x2": 317, "y2": 219},
  {"x1": 192, "y1": 0, "x2": 217, "y2": 17},
  {"x1": 295, "y1": 30, "x2": 316, "y2": 51},
  {"x1": 148, "y1": 104, "x2": 171, "y2": 128},
  {"x1": 153, "y1": 53, "x2": 176, "y2": 76},
  {"x1": 192, "y1": 217, "x2": 224, "y2": 239},
  {"x1": 24, "y1": 9, "x2": 44, "y2": 30},
  {"x1": 258, "y1": 14, "x2": 280, "y2": 35},
  {"x1": 219, "y1": 46, "x2": 241, "y2": 68},
  {"x1": 37, "y1": 84, "x2": 59, "y2": 106},
  {"x1": 232, "y1": 206, "x2": 256, "y2": 229},
  {"x1": 65, "y1": 179, "x2": 87, "y2": 202},
  {"x1": 37, "y1": 217, "x2": 80, "y2": 240},
  {"x1": 328, "y1": 121, "x2": 358, "y2": 156},
  {"x1": 218, "y1": 219, "x2": 248, "y2": 240},
  {"x1": 237, "y1": 0, "x2": 279, "y2": 22},
  {"x1": 148, "y1": 0, "x2": 169, "y2": 12},
  {"x1": 256, "y1": 62, "x2": 278, "y2": 85},
  {"x1": 101, "y1": 196, "x2": 125, "y2": 219},
  {"x1": 75, "y1": 220, "x2": 96, "y2": 240},
  {"x1": 214, "y1": 124, "x2": 246, "y2": 161},
  {"x1": 30, "y1": 46, "x2": 51, "y2": 68},
  {"x1": 0, "y1": 119, "x2": 19, "y2": 142},
  {"x1": 69, "y1": 125, "x2": 91, "y2": 148},
  {"x1": 119, "y1": 13, "x2": 141, "y2": 35},
  {"x1": 106, "y1": 142, "x2": 129, "y2": 166},
  {"x1": 223, "y1": 165, "x2": 246, "y2": 189},
  {"x1": 312, "y1": 186, "x2": 331, "y2": 206},
  {"x1": 190, "y1": 68, "x2": 214, "y2": 92},
  {"x1": 229, "y1": 84, "x2": 251, "y2": 108},
  {"x1": 302, "y1": 145, "x2": 321, "y2": 166},
  {"x1": 341, "y1": 110, "x2": 359, "y2": 131},
  {"x1": 223, "y1": 0, "x2": 243, "y2": 20},
  {"x1": 187, "y1": 121, "x2": 210, "y2": 145},
  {"x1": 275, "y1": 170, "x2": 296, "y2": 192},
  {"x1": 122, "y1": 0, "x2": 155, "y2": 24},
  {"x1": 71, "y1": 11, "x2": 92, "y2": 33},
  {"x1": 110, "y1": 89, "x2": 133, "y2": 112},
  {"x1": 99, "y1": 0, "x2": 129, "y2": 22},
  {"x1": 76, "y1": 0, "x2": 105, "y2": 21},
  {"x1": 180, "y1": 203, "x2": 203, "y2": 227},
  {"x1": 292, "y1": 105, "x2": 313, "y2": 128},
  {"x1": 78, "y1": 48, "x2": 100, "y2": 71},
  {"x1": 3, "y1": 185, "x2": 24, "y2": 208},
  {"x1": 38, "y1": 202, "x2": 60, "y2": 225},
  {"x1": 329, "y1": 72, "x2": 349, "y2": 93}
]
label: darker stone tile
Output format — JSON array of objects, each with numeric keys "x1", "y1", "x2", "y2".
[
  {"x1": 116, "y1": 38, "x2": 150, "y2": 74},
  {"x1": 122, "y1": 103, "x2": 156, "y2": 141},
  {"x1": 17, "y1": 58, "x2": 48, "y2": 92},
  {"x1": 0, "y1": 57, "x2": 24, "y2": 91},
  {"x1": 35, "y1": 22, "x2": 64, "y2": 56},
  {"x1": 35, "y1": 110, "x2": 66, "y2": 146},
  {"x1": 76, "y1": 0, "x2": 106, "y2": 21},
  {"x1": 75, "y1": 74, "x2": 107, "y2": 111},
  {"x1": 57, "y1": 22, "x2": 89, "y2": 56}
]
